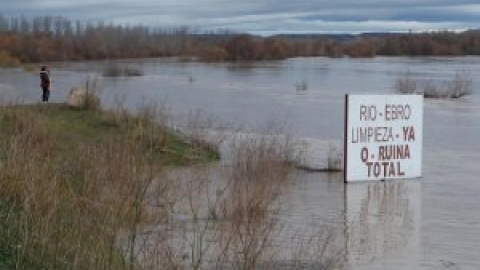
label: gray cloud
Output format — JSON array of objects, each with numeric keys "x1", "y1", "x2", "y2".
[{"x1": 2, "y1": 0, "x2": 480, "y2": 33}]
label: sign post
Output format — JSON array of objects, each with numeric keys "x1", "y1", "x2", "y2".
[{"x1": 344, "y1": 95, "x2": 423, "y2": 182}]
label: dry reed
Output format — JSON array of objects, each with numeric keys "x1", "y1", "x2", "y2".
[
  {"x1": 395, "y1": 71, "x2": 473, "y2": 98},
  {"x1": 0, "y1": 102, "x2": 347, "y2": 270},
  {"x1": 0, "y1": 103, "x2": 172, "y2": 269}
]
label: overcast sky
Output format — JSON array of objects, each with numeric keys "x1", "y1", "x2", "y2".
[{"x1": 3, "y1": 0, "x2": 480, "y2": 34}]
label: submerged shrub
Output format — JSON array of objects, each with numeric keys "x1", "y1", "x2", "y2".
[
  {"x1": 395, "y1": 71, "x2": 473, "y2": 98},
  {"x1": 103, "y1": 63, "x2": 143, "y2": 77},
  {"x1": 395, "y1": 72, "x2": 417, "y2": 94},
  {"x1": 448, "y1": 71, "x2": 473, "y2": 98}
]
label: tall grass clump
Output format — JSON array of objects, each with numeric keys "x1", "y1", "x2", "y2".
[
  {"x1": 180, "y1": 110, "x2": 229, "y2": 157},
  {"x1": 395, "y1": 71, "x2": 473, "y2": 98},
  {"x1": 326, "y1": 143, "x2": 343, "y2": 172},
  {"x1": 145, "y1": 133, "x2": 299, "y2": 270},
  {"x1": 83, "y1": 77, "x2": 102, "y2": 111},
  {"x1": 447, "y1": 71, "x2": 474, "y2": 98},
  {"x1": 295, "y1": 81, "x2": 308, "y2": 92},
  {"x1": 67, "y1": 77, "x2": 101, "y2": 112},
  {"x1": 0, "y1": 101, "x2": 216, "y2": 270},
  {"x1": 219, "y1": 135, "x2": 294, "y2": 269},
  {"x1": 394, "y1": 72, "x2": 417, "y2": 95}
]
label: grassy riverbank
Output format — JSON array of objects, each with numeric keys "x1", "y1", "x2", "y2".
[
  {"x1": 0, "y1": 103, "x2": 218, "y2": 269},
  {"x1": 0, "y1": 103, "x2": 218, "y2": 165},
  {"x1": 0, "y1": 103, "x2": 345, "y2": 269}
]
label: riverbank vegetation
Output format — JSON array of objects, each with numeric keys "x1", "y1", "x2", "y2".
[
  {"x1": 0, "y1": 101, "x2": 218, "y2": 269},
  {"x1": 0, "y1": 100, "x2": 344, "y2": 269},
  {"x1": 1, "y1": 16, "x2": 480, "y2": 66}
]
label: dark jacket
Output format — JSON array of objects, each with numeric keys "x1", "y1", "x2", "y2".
[{"x1": 40, "y1": 71, "x2": 50, "y2": 88}]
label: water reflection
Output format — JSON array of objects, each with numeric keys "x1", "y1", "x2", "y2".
[
  {"x1": 344, "y1": 180, "x2": 421, "y2": 270},
  {"x1": 274, "y1": 171, "x2": 421, "y2": 269}
]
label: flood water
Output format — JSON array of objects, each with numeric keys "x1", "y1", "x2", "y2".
[{"x1": 2, "y1": 57, "x2": 480, "y2": 269}]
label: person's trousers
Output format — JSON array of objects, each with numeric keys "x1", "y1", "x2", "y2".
[{"x1": 42, "y1": 86, "x2": 50, "y2": 102}]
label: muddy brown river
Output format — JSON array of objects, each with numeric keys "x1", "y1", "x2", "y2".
[{"x1": 2, "y1": 56, "x2": 479, "y2": 269}]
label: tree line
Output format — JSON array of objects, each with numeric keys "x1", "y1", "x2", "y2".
[{"x1": 1, "y1": 15, "x2": 480, "y2": 66}]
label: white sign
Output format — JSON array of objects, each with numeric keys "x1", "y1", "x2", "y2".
[{"x1": 344, "y1": 95, "x2": 423, "y2": 182}]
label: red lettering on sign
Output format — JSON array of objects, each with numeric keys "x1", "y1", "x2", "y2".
[
  {"x1": 403, "y1": 126, "x2": 415, "y2": 142},
  {"x1": 385, "y1": 104, "x2": 411, "y2": 121},
  {"x1": 378, "y1": 144, "x2": 411, "y2": 160}
]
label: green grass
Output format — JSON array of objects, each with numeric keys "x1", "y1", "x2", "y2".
[
  {"x1": 0, "y1": 199, "x2": 18, "y2": 269},
  {"x1": 0, "y1": 103, "x2": 218, "y2": 166},
  {"x1": 0, "y1": 199, "x2": 61, "y2": 270}
]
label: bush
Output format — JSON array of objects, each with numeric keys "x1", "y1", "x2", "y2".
[
  {"x1": 83, "y1": 79, "x2": 101, "y2": 111},
  {"x1": 295, "y1": 81, "x2": 308, "y2": 92},
  {"x1": 263, "y1": 37, "x2": 291, "y2": 60},
  {"x1": 344, "y1": 39, "x2": 376, "y2": 58},
  {"x1": 67, "y1": 78, "x2": 101, "y2": 111},
  {"x1": 395, "y1": 72, "x2": 417, "y2": 94},
  {"x1": 225, "y1": 34, "x2": 262, "y2": 61},
  {"x1": 102, "y1": 63, "x2": 143, "y2": 77},
  {"x1": 0, "y1": 102, "x2": 218, "y2": 270},
  {"x1": 395, "y1": 71, "x2": 473, "y2": 98},
  {"x1": 0, "y1": 50, "x2": 21, "y2": 67},
  {"x1": 200, "y1": 47, "x2": 230, "y2": 62},
  {"x1": 23, "y1": 64, "x2": 36, "y2": 72},
  {"x1": 448, "y1": 71, "x2": 473, "y2": 98}
]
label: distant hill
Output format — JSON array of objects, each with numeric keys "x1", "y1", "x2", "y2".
[
  {"x1": 272, "y1": 32, "x2": 401, "y2": 43},
  {"x1": 271, "y1": 33, "x2": 356, "y2": 42},
  {"x1": 192, "y1": 32, "x2": 385, "y2": 44},
  {"x1": 193, "y1": 30, "x2": 480, "y2": 45},
  {"x1": 463, "y1": 28, "x2": 480, "y2": 34}
]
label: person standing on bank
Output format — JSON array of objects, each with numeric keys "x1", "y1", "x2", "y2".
[{"x1": 39, "y1": 66, "x2": 51, "y2": 103}]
